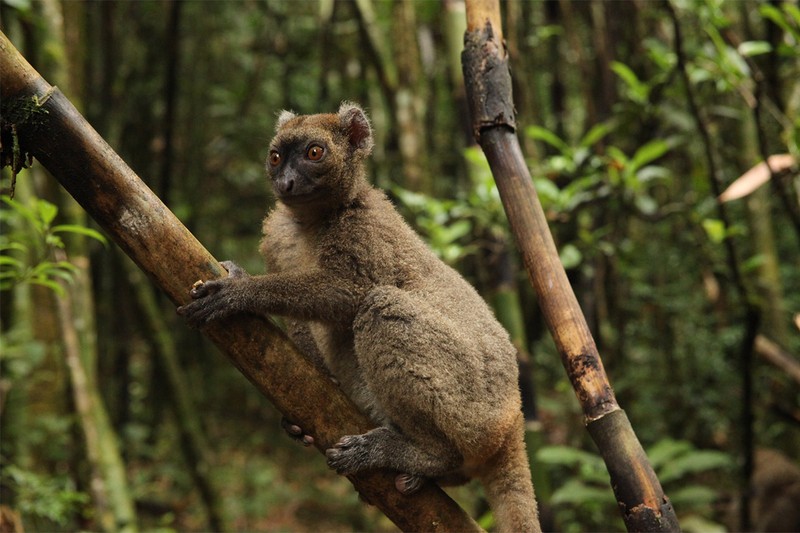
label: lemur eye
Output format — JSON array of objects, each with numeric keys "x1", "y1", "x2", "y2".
[
  {"x1": 268, "y1": 151, "x2": 281, "y2": 167},
  {"x1": 307, "y1": 145, "x2": 324, "y2": 161}
]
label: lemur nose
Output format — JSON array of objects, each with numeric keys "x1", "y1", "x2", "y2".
[{"x1": 279, "y1": 178, "x2": 294, "y2": 193}]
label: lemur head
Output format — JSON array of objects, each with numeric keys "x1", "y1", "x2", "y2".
[{"x1": 267, "y1": 102, "x2": 373, "y2": 209}]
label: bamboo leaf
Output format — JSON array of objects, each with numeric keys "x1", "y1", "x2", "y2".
[
  {"x1": 648, "y1": 439, "x2": 694, "y2": 470},
  {"x1": 551, "y1": 480, "x2": 615, "y2": 505},
  {"x1": 611, "y1": 61, "x2": 649, "y2": 103},
  {"x1": 737, "y1": 41, "x2": 772, "y2": 57},
  {"x1": 630, "y1": 140, "x2": 670, "y2": 172},
  {"x1": 53, "y1": 260, "x2": 80, "y2": 272},
  {"x1": 0, "y1": 256, "x2": 25, "y2": 268},
  {"x1": 658, "y1": 450, "x2": 733, "y2": 484},
  {"x1": 524, "y1": 125, "x2": 570, "y2": 154},
  {"x1": 51, "y1": 224, "x2": 109, "y2": 244},
  {"x1": 1, "y1": 196, "x2": 40, "y2": 229},
  {"x1": 537, "y1": 445, "x2": 599, "y2": 467},
  {"x1": 579, "y1": 122, "x2": 613, "y2": 148},
  {"x1": 668, "y1": 485, "x2": 719, "y2": 507},
  {"x1": 29, "y1": 278, "x2": 66, "y2": 296},
  {"x1": 0, "y1": 242, "x2": 28, "y2": 253}
]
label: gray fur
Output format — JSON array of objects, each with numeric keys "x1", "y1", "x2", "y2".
[
  {"x1": 178, "y1": 103, "x2": 541, "y2": 532},
  {"x1": 275, "y1": 109, "x2": 297, "y2": 130}
]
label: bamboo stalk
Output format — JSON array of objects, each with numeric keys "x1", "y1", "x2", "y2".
[{"x1": 460, "y1": 2, "x2": 680, "y2": 531}]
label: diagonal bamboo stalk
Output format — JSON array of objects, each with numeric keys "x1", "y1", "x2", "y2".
[
  {"x1": 460, "y1": 2, "x2": 681, "y2": 531},
  {"x1": 0, "y1": 31, "x2": 480, "y2": 533}
]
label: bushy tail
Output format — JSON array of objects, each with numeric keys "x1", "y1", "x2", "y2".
[{"x1": 479, "y1": 414, "x2": 541, "y2": 533}]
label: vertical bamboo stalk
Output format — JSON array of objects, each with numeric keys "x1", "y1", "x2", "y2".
[{"x1": 461, "y1": 2, "x2": 680, "y2": 531}]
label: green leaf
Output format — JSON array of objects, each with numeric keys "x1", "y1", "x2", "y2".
[
  {"x1": 524, "y1": 125, "x2": 570, "y2": 154},
  {"x1": 51, "y1": 224, "x2": 108, "y2": 245},
  {"x1": 2, "y1": 0, "x2": 33, "y2": 10},
  {"x1": 551, "y1": 479, "x2": 615, "y2": 505},
  {"x1": 680, "y1": 515, "x2": 727, "y2": 533},
  {"x1": 28, "y1": 263, "x2": 77, "y2": 286},
  {"x1": 537, "y1": 445, "x2": 599, "y2": 467},
  {"x1": 0, "y1": 242, "x2": 28, "y2": 253},
  {"x1": 702, "y1": 218, "x2": 727, "y2": 244},
  {"x1": 41, "y1": 269, "x2": 78, "y2": 283},
  {"x1": 559, "y1": 243, "x2": 583, "y2": 269},
  {"x1": 0, "y1": 256, "x2": 25, "y2": 268},
  {"x1": 52, "y1": 261, "x2": 79, "y2": 272},
  {"x1": 742, "y1": 254, "x2": 766, "y2": 273},
  {"x1": 463, "y1": 146, "x2": 489, "y2": 167},
  {"x1": 630, "y1": 140, "x2": 670, "y2": 172},
  {"x1": 668, "y1": 485, "x2": 719, "y2": 507},
  {"x1": 45, "y1": 233, "x2": 65, "y2": 250},
  {"x1": 392, "y1": 187, "x2": 428, "y2": 210},
  {"x1": 659, "y1": 450, "x2": 733, "y2": 484},
  {"x1": 636, "y1": 165, "x2": 671, "y2": 183},
  {"x1": 759, "y1": 4, "x2": 793, "y2": 35},
  {"x1": 634, "y1": 195, "x2": 659, "y2": 216},
  {"x1": 579, "y1": 122, "x2": 613, "y2": 148},
  {"x1": 606, "y1": 146, "x2": 629, "y2": 166},
  {"x1": 611, "y1": 61, "x2": 649, "y2": 103},
  {"x1": 2, "y1": 196, "x2": 40, "y2": 229},
  {"x1": 532, "y1": 177, "x2": 561, "y2": 203},
  {"x1": 784, "y1": 3, "x2": 800, "y2": 27},
  {"x1": 438, "y1": 220, "x2": 471, "y2": 245},
  {"x1": 737, "y1": 41, "x2": 772, "y2": 57},
  {"x1": 611, "y1": 61, "x2": 640, "y2": 89},
  {"x1": 36, "y1": 199, "x2": 58, "y2": 227},
  {"x1": 648, "y1": 439, "x2": 694, "y2": 469},
  {"x1": 29, "y1": 278, "x2": 66, "y2": 296}
]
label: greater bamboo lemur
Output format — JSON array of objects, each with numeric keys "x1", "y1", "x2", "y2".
[{"x1": 179, "y1": 102, "x2": 541, "y2": 532}]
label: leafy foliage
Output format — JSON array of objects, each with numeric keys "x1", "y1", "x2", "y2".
[
  {"x1": 1, "y1": 464, "x2": 89, "y2": 526},
  {"x1": 0, "y1": 195, "x2": 106, "y2": 295},
  {"x1": 537, "y1": 439, "x2": 734, "y2": 532},
  {"x1": 1, "y1": 0, "x2": 798, "y2": 531}
]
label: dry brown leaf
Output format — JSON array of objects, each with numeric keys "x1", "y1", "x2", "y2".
[{"x1": 719, "y1": 154, "x2": 796, "y2": 203}]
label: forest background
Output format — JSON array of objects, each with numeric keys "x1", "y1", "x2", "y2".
[{"x1": 0, "y1": 0, "x2": 798, "y2": 532}]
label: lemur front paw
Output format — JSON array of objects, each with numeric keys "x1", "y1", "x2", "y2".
[
  {"x1": 326, "y1": 434, "x2": 373, "y2": 474},
  {"x1": 177, "y1": 261, "x2": 249, "y2": 328}
]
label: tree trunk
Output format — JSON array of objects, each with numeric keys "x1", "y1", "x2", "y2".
[
  {"x1": 55, "y1": 250, "x2": 138, "y2": 533},
  {"x1": 461, "y1": 2, "x2": 680, "y2": 531},
  {"x1": 0, "y1": 31, "x2": 481, "y2": 533}
]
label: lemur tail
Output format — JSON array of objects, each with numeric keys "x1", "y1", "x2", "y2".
[{"x1": 478, "y1": 414, "x2": 542, "y2": 533}]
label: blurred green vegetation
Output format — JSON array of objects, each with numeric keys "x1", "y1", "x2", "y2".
[{"x1": 1, "y1": 0, "x2": 798, "y2": 531}]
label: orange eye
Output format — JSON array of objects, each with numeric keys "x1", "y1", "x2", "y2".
[
  {"x1": 268, "y1": 151, "x2": 281, "y2": 167},
  {"x1": 307, "y1": 145, "x2": 324, "y2": 161}
]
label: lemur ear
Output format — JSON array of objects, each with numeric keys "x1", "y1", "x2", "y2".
[
  {"x1": 338, "y1": 102, "x2": 374, "y2": 154},
  {"x1": 275, "y1": 110, "x2": 297, "y2": 131}
]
